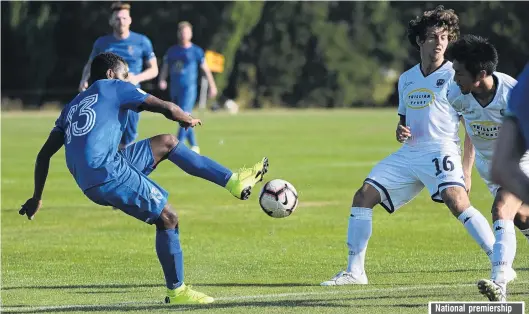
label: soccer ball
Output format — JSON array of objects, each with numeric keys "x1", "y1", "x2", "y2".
[{"x1": 258, "y1": 179, "x2": 298, "y2": 218}]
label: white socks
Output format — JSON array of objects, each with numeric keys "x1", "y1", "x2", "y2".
[
  {"x1": 491, "y1": 220, "x2": 516, "y2": 284},
  {"x1": 346, "y1": 207, "x2": 373, "y2": 274},
  {"x1": 457, "y1": 207, "x2": 495, "y2": 260}
]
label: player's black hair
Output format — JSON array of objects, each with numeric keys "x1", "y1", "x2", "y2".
[
  {"x1": 448, "y1": 34, "x2": 498, "y2": 77},
  {"x1": 90, "y1": 52, "x2": 127, "y2": 82},
  {"x1": 407, "y1": 5, "x2": 460, "y2": 51}
]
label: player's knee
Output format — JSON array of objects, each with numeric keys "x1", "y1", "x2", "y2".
[
  {"x1": 491, "y1": 190, "x2": 518, "y2": 221},
  {"x1": 352, "y1": 183, "x2": 380, "y2": 208},
  {"x1": 156, "y1": 205, "x2": 179, "y2": 229},
  {"x1": 441, "y1": 186, "x2": 470, "y2": 217},
  {"x1": 161, "y1": 134, "x2": 179, "y2": 153}
]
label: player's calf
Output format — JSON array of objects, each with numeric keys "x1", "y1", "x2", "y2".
[
  {"x1": 514, "y1": 205, "x2": 529, "y2": 244},
  {"x1": 442, "y1": 186, "x2": 494, "y2": 261}
]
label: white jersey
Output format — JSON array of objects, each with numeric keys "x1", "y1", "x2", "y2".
[
  {"x1": 398, "y1": 61, "x2": 460, "y2": 148},
  {"x1": 448, "y1": 72, "x2": 517, "y2": 160}
]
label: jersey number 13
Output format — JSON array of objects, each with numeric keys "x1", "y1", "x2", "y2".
[{"x1": 65, "y1": 94, "x2": 98, "y2": 144}]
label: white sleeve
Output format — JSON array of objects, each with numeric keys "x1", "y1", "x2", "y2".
[{"x1": 397, "y1": 74, "x2": 406, "y2": 116}]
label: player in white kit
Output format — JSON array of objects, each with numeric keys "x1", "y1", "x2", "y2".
[
  {"x1": 447, "y1": 35, "x2": 529, "y2": 301},
  {"x1": 321, "y1": 6, "x2": 499, "y2": 286}
]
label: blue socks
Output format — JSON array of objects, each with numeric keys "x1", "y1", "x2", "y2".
[
  {"x1": 168, "y1": 142, "x2": 232, "y2": 187},
  {"x1": 177, "y1": 127, "x2": 198, "y2": 147},
  {"x1": 155, "y1": 228, "x2": 184, "y2": 290}
]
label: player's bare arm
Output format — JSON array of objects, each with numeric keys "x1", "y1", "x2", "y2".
[
  {"x1": 140, "y1": 95, "x2": 200, "y2": 128},
  {"x1": 491, "y1": 117, "x2": 529, "y2": 204},
  {"x1": 158, "y1": 61, "x2": 169, "y2": 90},
  {"x1": 19, "y1": 130, "x2": 65, "y2": 220},
  {"x1": 200, "y1": 62, "x2": 218, "y2": 98},
  {"x1": 461, "y1": 117, "x2": 475, "y2": 193},
  {"x1": 130, "y1": 57, "x2": 159, "y2": 86},
  {"x1": 396, "y1": 114, "x2": 411, "y2": 143}
]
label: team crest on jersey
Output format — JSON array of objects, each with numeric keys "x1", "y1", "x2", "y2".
[
  {"x1": 406, "y1": 88, "x2": 435, "y2": 109},
  {"x1": 469, "y1": 121, "x2": 501, "y2": 140},
  {"x1": 436, "y1": 79, "x2": 446, "y2": 87},
  {"x1": 128, "y1": 45, "x2": 134, "y2": 55}
]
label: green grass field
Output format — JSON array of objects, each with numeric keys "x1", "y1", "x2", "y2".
[{"x1": 2, "y1": 109, "x2": 528, "y2": 313}]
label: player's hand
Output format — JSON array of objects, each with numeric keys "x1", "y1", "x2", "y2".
[
  {"x1": 158, "y1": 80, "x2": 168, "y2": 91},
  {"x1": 19, "y1": 198, "x2": 42, "y2": 220},
  {"x1": 208, "y1": 85, "x2": 218, "y2": 98},
  {"x1": 396, "y1": 125, "x2": 411, "y2": 143},
  {"x1": 464, "y1": 176, "x2": 472, "y2": 195},
  {"x1": 79, "y1": 81, "x2": 88, "y2": 92},
  {"x1": 179, "y1": 118, "x2": 202, "y2": 130}
]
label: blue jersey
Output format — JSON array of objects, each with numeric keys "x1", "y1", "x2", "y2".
[
  {"x1": 89, "y1": 32, "x2": 155, "y2": 77},
  {"x1": 52, "y1": 80, "x2": 149, "y2": 191},
  {"x1": 163, "y1": 44, "x2": 205, "y2": 89},
  {"x1": 506, "y1": 63, "x2": 529, "y2": 150}
]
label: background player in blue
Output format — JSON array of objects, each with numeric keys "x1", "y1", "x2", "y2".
[
  {"x1": 78, "y1": 2, "x2": 158, "y2": 149},
  {"x1": 19, "y1": 52, "x2": 269, "y2": 305},
  {"x1": 159, "y1": 21, "x2": 218, "y2": 154},
  {"x1": 492, "y1": 63, "x2": 529, "y2": 204}
]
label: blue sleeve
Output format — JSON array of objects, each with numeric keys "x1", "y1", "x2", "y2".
[
  {"x1": 507, "y1": 64, "x2": 529, "y2": 118},
  {"x1": 51, "y1": 107, "x2": 67, "y2": 133},
  {"x1": 196, "y1": 46, "x2": 205, "y2": 65},
  {"x1": 117, "y1": 81, "x2": 150, "y2": 111},
  {"x1": 88, "y1": 38, "x2": 103, "y2": 61},
  {"x1": 142, "y1": 36, "x2": 155, "y2": 62}
]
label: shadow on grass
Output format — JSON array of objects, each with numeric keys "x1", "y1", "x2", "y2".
[{"x1": 1, "y1": 296, "x2": 428, "y2": 313}]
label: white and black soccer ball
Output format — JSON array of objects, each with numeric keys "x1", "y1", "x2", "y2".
[{"x1": 258, "y1": 179, "x2": 298, "y2": 218}]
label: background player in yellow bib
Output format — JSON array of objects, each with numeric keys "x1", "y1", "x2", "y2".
[
  {"x1": 447, "y1": 34, "x2": 529, "y2": 302},
  {"x1": 321, "y1": 6, "x2": 499, "y2": 286}
]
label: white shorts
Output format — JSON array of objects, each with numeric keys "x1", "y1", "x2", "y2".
[
  {"x1": 475, "y1": 152, "x2": 529, "y2": 197},
  {"x1": 365, "y1": 143, "x2": 466, "y2": 213}
]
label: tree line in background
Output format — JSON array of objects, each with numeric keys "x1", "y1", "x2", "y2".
[{"x1": 2, "y1": 1, "x2": 529, "y2": 109}]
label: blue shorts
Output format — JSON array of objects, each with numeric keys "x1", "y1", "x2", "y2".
[
  {"x1": 171, "y1": 86, "x2": 197, "y2": 113},
  {"x1": 120, "y1": 139, "x2": 156, "y2": 176},
  {"x1": 120, "y1": 111, "x2": 140, "y2": 147},
  {"x1": 83, "y1": 140, "x2": 167, "y2": 225}
]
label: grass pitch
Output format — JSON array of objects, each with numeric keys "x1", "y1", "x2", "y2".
[{"x1": 2, "y1": 109, "x2": 528, "y2": 313}]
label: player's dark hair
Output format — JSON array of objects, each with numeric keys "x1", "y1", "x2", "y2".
[
  {"x1": 407, "y1": 5, "x2": 460, "y2": 51},
  {"x1": 90, "y1": 52, "x2": 127, "y2": 82},
  {"x1": 448, "y1": 34, "x2": 498, "y2": 77},
  {"x1": 110, "y1": 1, "x2": 130, "y2": 13}
]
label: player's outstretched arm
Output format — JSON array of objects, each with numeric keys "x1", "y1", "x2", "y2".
[
  {"x1": 140, "y1": 95, "x2": 201, "y2": 129},
  {"x1": 491, "y1": 118, "x2": 529, "y2": 203},
  {"x1": 19, "y1": 131, "x2": 64, "y2": 220}
]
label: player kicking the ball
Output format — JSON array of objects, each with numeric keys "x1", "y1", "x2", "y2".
[
  {"x1": 321, "y1": 6, "x2": 501, "y2": 286},
  {"x1": 19, "y1": 52, "x2": 269, "y2": 305},
  {"x1": 447, "y1": 35, "x2": 529, "y2": 302}
]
